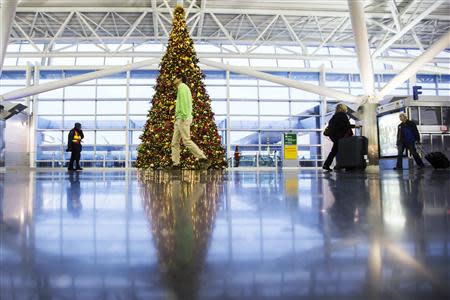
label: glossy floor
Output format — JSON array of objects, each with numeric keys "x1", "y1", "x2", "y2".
[{"x1": 0, "y1": 169, "x2": 449, "y2": 300}]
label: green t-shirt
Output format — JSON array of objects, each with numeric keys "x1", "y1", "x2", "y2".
[{"x1": 175, "y1": 82, "x2": 193, "y2": 120}]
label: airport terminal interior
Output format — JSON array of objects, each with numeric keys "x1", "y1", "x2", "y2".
[{"x1": 1, "y1": 0, "x2": 449, "y2": 299}]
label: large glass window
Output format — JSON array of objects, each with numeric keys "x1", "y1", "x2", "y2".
[
  {"x1": 97, "y1": 101, "x2": 126, "y2": 115},
  {"x1": 3, "y1": 43, "x2": 448, "y2": 168}
]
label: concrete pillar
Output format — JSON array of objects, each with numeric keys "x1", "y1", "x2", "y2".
[{"x1": 359, "y1": 102, "x2": 379, "y2": 165}]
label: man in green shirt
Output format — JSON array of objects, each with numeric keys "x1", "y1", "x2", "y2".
[{"x1": 171, "y1": 74, "x2": 209, "y2": 169}]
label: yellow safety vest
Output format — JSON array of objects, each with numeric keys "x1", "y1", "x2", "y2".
[{"x1": 72, "y1": 131, "x2": 81, "y2": 144}]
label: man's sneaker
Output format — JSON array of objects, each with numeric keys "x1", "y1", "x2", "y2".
[
  {"x1": 323, "y1": 166, "x2": 332, "y2": 172},
  {"x1": 68, "y1": 168, "x2": 74, "y2": 171},
  {"x1": 75, "y1": 167, "x2": 83, "y2": 171},
  {"x1": 170, "y1": 164, "x2": 182, "y2": 170}
]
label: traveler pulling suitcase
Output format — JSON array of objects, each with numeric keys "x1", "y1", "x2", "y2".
[
  {"x1": 417, "y1": 144, "x2": 450, "y2": 169},
  {"x1": 335, "y1": 127, "x2": 368, "y2": 171}
]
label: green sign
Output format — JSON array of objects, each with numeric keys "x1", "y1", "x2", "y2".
[
  {"x1": 283, "y1": 133, "x2": 297, "y2": 146},
  {"x1": 283, "y1": 133, "x2": 298, "y2": 160}
]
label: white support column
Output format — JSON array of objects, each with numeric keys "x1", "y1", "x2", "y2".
[
  {"x1": 0, "y1": 0, "x2": 19, "y2": 76},
  {"x1": 200, "y1": 58, "x2": 360, "y2": 103},
  {"x1": 151, "y1": 0, "x2": 159, "y2": 37},
  {"x1": 377, "y1": 30, "x2": 450, "y2": 100},
  {"x1": 0, "y1": 58, "x2": 160, "y2": 101},
  {"x1": 226, "y1": 70, "x2": 231, "y2": 161},
  {"x1": 196, "y1": 0, "x2": 207, "y2": 38},
  {"x1": 125, "y1": 70, "x2": 130, "y2": 168},
  {"x1": 25, "y1": 63, "x2": 32, "y2": 166},
  {"x1": 30, "y1": 64, "x2": 39, "y2": 168},
  {"x1": 319, "y1": 65, "x2": 327, "y2": 166},
  {"x1": 348, "y1": 0, "x2": 378, "y2": 165},
  {"x1": 348, "y1": 0, "x2": 375, "y2": 98}
]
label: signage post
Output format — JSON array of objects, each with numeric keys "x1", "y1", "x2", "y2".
[{"x1": 283, "y1": 133, "x2": 298, "y2": 168}]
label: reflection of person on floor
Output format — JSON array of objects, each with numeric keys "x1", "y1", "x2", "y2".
[
  {"x1": 169, "y1": 178, "x2": 206, "y2": 300},
  {"x1": 394, "y1": 113, "x2": 425, "y2": 170},
  {"x1": 172, "y1": 180, "x2": 205, "y2": 265},
  {"x1": 234, "y1": 145, "x2": 241, "y2": 167},
  {"x1": 400, "y1": 176, "x2": 425, "y2": 262},
  {"x1": 326, "y1": 174, "x2": 369, "y2": 234},
  {"x1": 67, "y1": 122, "x2": 84, "y2": 171},
  {"x1": 67, "y1": 172, "x2": 82, "y2": 217}
]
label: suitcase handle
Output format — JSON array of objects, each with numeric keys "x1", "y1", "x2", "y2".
[
  {"x1": 415, "y1": 142, "x2": 426, "y2": 157},
  {"x1": 352, "y1": 125, "x2": 363, "y2": 137}
]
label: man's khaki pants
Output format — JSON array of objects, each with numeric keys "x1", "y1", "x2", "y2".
[{"x1": 171, "y1": 118, "x2": 206, "y2": 165}]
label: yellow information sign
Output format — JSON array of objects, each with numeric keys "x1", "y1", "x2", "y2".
[
  {"x1": 283, "y1": 133, "x2": 298, "y2": 160},
  {"x1": 284, "y1": 145, "x2": 297, "y2": 160}
]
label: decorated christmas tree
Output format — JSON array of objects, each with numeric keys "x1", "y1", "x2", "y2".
[{"x1": 136, "y1": 5, "x2": 227, "y2": 169}]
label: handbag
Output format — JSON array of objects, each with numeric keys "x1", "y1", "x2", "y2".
[{"x1": 323, "y1": 126, "x2": 330, "y2": 137}]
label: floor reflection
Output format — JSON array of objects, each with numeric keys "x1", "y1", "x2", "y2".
[
  {"x1": 0, "y1": 169, "x2": 449, "y2": 300},
  {"x1": 67, "y1": 172, "x2": 82, "y2": 217},
  {"x1": 140, "y1": 170, "x2": 224, "y2": 300}
]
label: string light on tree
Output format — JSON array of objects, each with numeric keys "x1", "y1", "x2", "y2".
[{"x1": 136, "y1": 5, "x2": 227, "y2": 169}]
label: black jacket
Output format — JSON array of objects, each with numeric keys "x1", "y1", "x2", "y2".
[
  {"x1": 67, "y1": 128, "x2": 84, "y2": 151},
  {"x1": 396, "y1": 120, "x2": 420, "y2": 145},
  {"x1": 328, "y1": 112, "x2": 351, "y2": 142}
]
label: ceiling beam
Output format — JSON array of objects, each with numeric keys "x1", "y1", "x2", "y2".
[
  {"x1": 280, "y1": 15, "x2": 307, "y2": 54},
  {"x1": 200, "y1": 58, "x2": 361, "y2": 103},
  {"x1": 4, "y1": 50, "x2": 449, "y2": 64},
  {"x1": 377, "y1": 30, "x2": 450, "y2": 100},
  {"x1": 0, "y1": 57, "x2": 160, "y2": 101},
  {"x1": 76, "y1": 12, "x2": 111, "y2": 52},
  {"x1": 0, "y1": 0, "x2": 19, "y2": 76},
  {"x1": 116, "y1": 12, "x2": 147, "y2": 51},
  {"x1": 13, "y1": 7, "x2": 450, "y2": 20},
  {"x1": 246, "y1": 15, "x2": 279, "y2": 53},
  {"x1": 44, "y1": 11, "x2": 75, "y2": 52},
  {"x1": 209, "y1": 12, "x2": 240, "y2": 53},
  {"x1": 312, "y1": 17, "x2": 348, "y2": 55},
  {"x1": 372, "y1": 0, "x2": 444, "y2": 58}
]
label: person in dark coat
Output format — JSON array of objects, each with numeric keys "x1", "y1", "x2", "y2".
[
  {"x1": 67, "y1": 122, "x2": 84, "y2": 171},
  {"x1": 394, "y1": 113, "x2": 424, "y2": 170},
  {"x1": 234, "y1": 145, "x2": 241, "y2": 167},
  {"x1": 323, "y1": 104, "x2": 353, "y2": 172}
]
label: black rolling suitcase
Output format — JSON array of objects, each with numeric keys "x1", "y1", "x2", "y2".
[
  {"x1": 425, "y1": 152, "x2": 450, "y2": 169},
  {"x1": 335, "y1": 136, "x2": 368, "y2": 170},
  {"x1": 417, "y1": 145, "x2": 450, "y2": 169}
]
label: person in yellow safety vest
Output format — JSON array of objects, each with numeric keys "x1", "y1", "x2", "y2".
[{"x1": 67, "y1": 122, "x2": 84, "y2": 171}]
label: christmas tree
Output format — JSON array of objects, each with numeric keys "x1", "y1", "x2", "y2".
[{"x1": 136, "y1": 5, "x2": 227, "y2": 169}]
